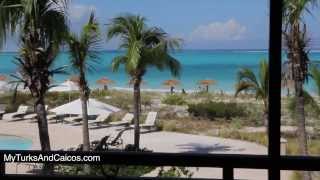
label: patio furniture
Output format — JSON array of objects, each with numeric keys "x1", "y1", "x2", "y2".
[
  {"x1": 63, "y1": 115, "x2": 83, "y2": 124},
  {"x1": 130, "y1": 112, "x2": 158, "y2": 130},
  {"x1": 24, "y1": 105, "x2": 49, "y2": 120},
  {"x1": 89, "y1": 113, "x2": 110, "y2": 126},
  {"x1": 109, "y1": 113, "x2": 134, "y2": 126},
  {"x1": 2, "y1": 105, "x2": 29, "y2": 120}
]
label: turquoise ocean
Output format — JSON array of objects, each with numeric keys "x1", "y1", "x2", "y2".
[{"x1": 1, "y1": 50, "x2": 320, "y2": 93}]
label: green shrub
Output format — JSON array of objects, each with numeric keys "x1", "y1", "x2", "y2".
[
  {"x1": 0, "y1": 92, "x2": 33, "y2": 112},
  {"x1": 188, "y1": 101, "x2": 247, "y2": 120},
  {"x1": 162, "y1": 94, "x2": 187, "y2": 105},
  {"x1": 287, "y1": 91, "x2": 320, "y2": 119},
  {"x1": 56, "y1": 164, "x2": 154, "y2": 176},
  {"x1": 158, "y1": 167, "x2": 194, "y2": 178}
]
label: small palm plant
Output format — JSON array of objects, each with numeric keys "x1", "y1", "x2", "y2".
[
  {"x1": 107, "y1": 14, "x2": 182, "y2": 150},
  {"x1": 235, "y1": 59, "x2": 269, "y2": 128},
  {"x1": 65, "y1": 12, "x2": 101, "y2": 151}
]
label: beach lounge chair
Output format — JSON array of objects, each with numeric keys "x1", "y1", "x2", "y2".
[
  {"x1": 24, "y1": 105, "x2": 49, "y2": 120},
  {"x1": 130, "y1": 112, "x2": 157, "y2": 129},
  {"x1": 63, "y1": 115, "x2": 83, "y2": 124},
  {"x1": 109, "y1": 113, "x2": 134, "y2": 126},
  {"x1": 89, "y1": 113, "x2": 110, "y2": 126},
  {"x1": 2, "y1": 105, "x2": 29, "y2": 120},
  {"x1": 47, "y1": 114, "x2": 57, "y2": 120},
  {"x1": 92, "y1": 129, "x2": 126, "y2": 151}
]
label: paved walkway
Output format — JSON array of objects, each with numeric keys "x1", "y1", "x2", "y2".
[{"x1": 0, "y1": 119, "x2": 291, "y2": 179}]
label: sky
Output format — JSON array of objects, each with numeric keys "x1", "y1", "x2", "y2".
[{"x1": 2, "y1": 0, "x2": 320, "y2": 51}]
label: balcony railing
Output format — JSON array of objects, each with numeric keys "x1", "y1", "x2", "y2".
[
  {"x1": 0, "y1": 0, "x2": 319, "y2": 180},
  {"x1": 0, "y1": 151, "x2": 320, "y2": 180}
]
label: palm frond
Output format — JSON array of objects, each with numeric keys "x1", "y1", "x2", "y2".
[
  {"x1": 107, "y1": 14, "x2": 182, "y2": 79},
  {"x1": 111, "y1": 56, "x2": 127, "y2": 72},
  {"x1": 234, "y1": 81, "x2": 257, "y2": 97},
  {"x1": 235, "y1": 59, "x2": 268, "y2": 102}
]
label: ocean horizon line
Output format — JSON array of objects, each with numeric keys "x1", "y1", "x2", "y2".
[
  {"x1": 2, "y1": 49, "x2": 320, "y2": 53},
  {"x1": 1, "y1": 48, "x2": 270, "y2": 53}
]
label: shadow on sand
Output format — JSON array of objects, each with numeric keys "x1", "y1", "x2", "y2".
[{"x1": 176, "y1": 143, "x2": 245, "y2": 153}]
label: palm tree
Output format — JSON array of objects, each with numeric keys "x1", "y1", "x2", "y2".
[
  {"x1": 0, "y1": 0, "x2": 68, "y2": 174},
  {"x1": 65, "y1": 12, "x2": 101, "y2": 152},
  {"x1": 235, "y1": 59, "x2": 269, "y2": 128},
  {"x1": 163, "y1": 79, "x2": 180, "y2": 94},
  {"x1": 198, "y1": 79, "x2": 216, "y2": 93},
  {"x1": 107, "y1": 14, "x2": 182, "y2": 150},
  {"x1": 283, "y1": 1, "x2": 318, "y2": 179}
]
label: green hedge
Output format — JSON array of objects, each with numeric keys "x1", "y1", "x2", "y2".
[
  {"x1": 188, "y1": 101, "x2": 247, "y2": 120},
  {"x1": 162, "y1": 94, "x2": 187, "y2": 105}
]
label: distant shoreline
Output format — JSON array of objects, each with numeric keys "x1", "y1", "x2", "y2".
[{"x1": 2, "y1": 49, "x2": 320, "y2": 53}]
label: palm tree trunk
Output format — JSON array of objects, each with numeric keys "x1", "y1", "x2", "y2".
[
  {"x1": 79, "y1": 72, "x2": 91, "y2": 174},
  {"x1": 295, "y1": 81, "x2": 312, "y2": 180},
  {"x1": 133, "y1": 78, "x2": 141, "y2": 150},
  {"x1": 79, "y1": 71, "x2": 90, "y2": 151},
  {"x1": 290, "y1": 21, "x2": 312, "y2": 180},
  {"x1": 81, "y1": 94, "x2": 90, "y2": 151},
  {"x1": 35, "y1": 96, "x2": 53, "y2": 174}
]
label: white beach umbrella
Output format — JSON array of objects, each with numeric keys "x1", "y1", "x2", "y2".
[
  {"x1": 49, "y1": 80, "x2": 79, "y2": 92},
  {"x1": 50, "y1": 98, "x2": 121, "y2": 116}
]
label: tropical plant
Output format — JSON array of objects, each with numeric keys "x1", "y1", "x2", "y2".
[
  {"x1": 162, "y1": 94, "x2": 186, "y2": 105},
  {"x1": 287, "y1": 90, "x2": 320, "y2": 119},
  {"x1": 198, "y1": 79, "x2": 216, "y2": 92},
  {"x1": 188, "y1": 101, "x2": 247, "y2": 120},
  {"x1": 283, "y1": 1, "x2": 319, "y2": 179},
  {"x1": 235, "y1": 59, "x2": 269, "y2": 127},
  {"x1": 0, "y1": 0, "x2": 69, "y2": 174},
  {"x1": 310, "y1": 66, "x2": 320, "y2": 96},
  {"x1": 107, "y1": 14, "x2": 182, "y2": 150},
  {"x1": 65, "y1": 12, "x2": 101, "y2": 152},
  {"x1": 163, "y1": 79, "x2": 180, "y2": 94}
]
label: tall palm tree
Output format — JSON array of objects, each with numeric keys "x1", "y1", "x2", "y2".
[
  {"x1": 235, "y1": 59, "x2": 269, "y2": 128},
  {"x1": 0, "y1": 0, "x2": 69, "y2": 174},
  {"x1": 283, "y1": 1, "x2": 318, "y2": 179},
  {"x1": 65, "y1": 12, "x2": 101, "y2": 152},
  {"x1": 107, "y1": 14, "x2": 182, "y2": 150}
]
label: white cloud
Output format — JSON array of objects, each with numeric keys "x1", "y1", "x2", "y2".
[
  {"x1": 69, "y1": 4, "x2": 96, "y2": 20},
  {"x1": 189, "y1": 19, "x2": 247, "y2": 41}
]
